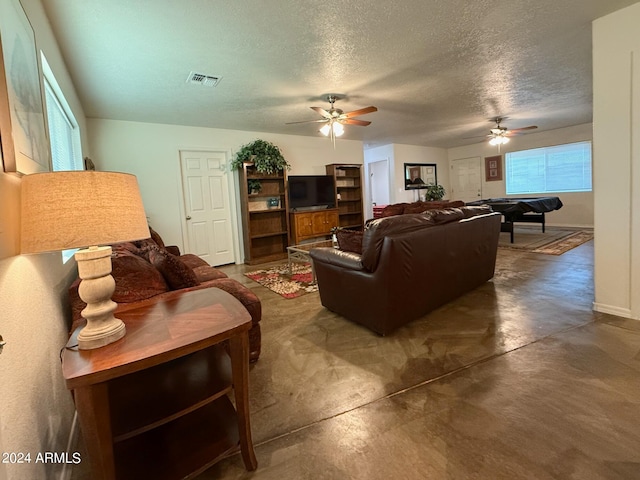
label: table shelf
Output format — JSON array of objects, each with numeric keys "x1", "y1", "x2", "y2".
[
  {"x1": 114, "y1": 399, "x2": 239, "y2": 480},
  {"x1": 109, "y1": 345, "x2": 232, "y2": 441}
]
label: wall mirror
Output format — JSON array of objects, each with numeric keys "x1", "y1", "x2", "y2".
[{"x1": 404, "y1": 163, "x2": 437, "y2": 190}]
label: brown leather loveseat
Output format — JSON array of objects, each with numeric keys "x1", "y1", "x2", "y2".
[{"x1": 309, "y1": 207, "x2": 501, "y2": 335}]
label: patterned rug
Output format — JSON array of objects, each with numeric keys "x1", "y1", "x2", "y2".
[
  {"x1": 499, "y1": 226, "x2": 594, "y2": 255},
  {"x1": 244, "y1": 262, "x2": 318, "y2": 299}
]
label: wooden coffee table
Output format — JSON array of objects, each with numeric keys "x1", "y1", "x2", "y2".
[
  {"x1": 286, "y1": 239, "x2": 334, "y2": 283},
  {"x1": 62, "y1": 288, "x2": 257, "y2": 480}
]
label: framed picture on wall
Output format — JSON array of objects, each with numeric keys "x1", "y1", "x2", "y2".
[
  {"x1": 485, "y1": 155, "x2": 502, "y2": 182},
  {"x1": 0, "y1": 0, "x2": 49, "y2": 174}
]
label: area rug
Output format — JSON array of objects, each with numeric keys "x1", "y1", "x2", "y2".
[
  {"x1": 244, "y1": 262, "x2": 318, "y2": 299},
  {"x1": 499, "y1": 226, "x2": 594, "y2": 255}
]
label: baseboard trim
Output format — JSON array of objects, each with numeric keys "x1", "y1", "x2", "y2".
[
  {"x1": 592, "y1": 302, "x2": 637, "y2": 319},
  {"x1": 546, "y1": 222, "x2": 594, "y2": 229}
]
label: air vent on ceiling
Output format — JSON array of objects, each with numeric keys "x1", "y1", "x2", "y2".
[{"x1": 186, "y1": 71, "x2": 221, "y2": 87}]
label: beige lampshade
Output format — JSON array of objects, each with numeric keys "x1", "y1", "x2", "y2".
[{"x1": 21, "y1": 171, "x2": 150, "y2": 253}]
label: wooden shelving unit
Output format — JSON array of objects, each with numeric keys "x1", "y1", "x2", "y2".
[
  {"x1": 326, "y1": 164, "x2": 364, "y2": 230},
  {"x1": 238, "y1": 162, "x2": 290, "y2": 264}
]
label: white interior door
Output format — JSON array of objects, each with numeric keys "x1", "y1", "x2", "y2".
[
  {"x1": 180, "y1": 150, "x2": 235, "y2": 266},
  {"x1": 450, "y1": 157, "x2": 482, "y2": 202}
]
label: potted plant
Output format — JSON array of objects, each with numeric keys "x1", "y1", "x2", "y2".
[
  {"x1": 247, "y1": 179, "x2": 262, "y2": 195},
  {"x1": 423, "y1": 184, "x2": 445, "y2": 201},
  {"x1": 230, "y1": 139, "x2": 291, "y2": 174}
]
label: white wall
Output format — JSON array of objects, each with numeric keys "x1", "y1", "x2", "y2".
[
  {"x1": 592, "y1": 3, "x2": 640, "y2": 320},
  {"x1": 448, "y1": 123, "x2": 594, "y2": 227},
  {"x1": 0, "y1": 0, "x2": 88, "y2": 478},
  {"x1": 88, "y1": 119, "x2": 364, "y2": 259},
  {"x1": 363, "y1": 143, "x2": 449, "y2": 217}
]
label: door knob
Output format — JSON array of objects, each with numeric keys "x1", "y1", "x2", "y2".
[{"x1": 186, "y1": 216, "x2": 192, "y2": 220}]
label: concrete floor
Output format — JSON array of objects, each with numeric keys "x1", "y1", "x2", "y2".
[{"x1": 198, "y1": 239, "x2": 640, "y2": 480}]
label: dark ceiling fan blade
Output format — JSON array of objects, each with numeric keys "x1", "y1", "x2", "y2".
[
  {"x1": 343, "y1": 106, "x2": 377, "y2": 118},
  {"x1": 285, "y1": 118, "x2": 329, "y2": 125},
  {"x1": 507, "y1": 125, "x2": 538, "y2": 134},
  {"x1": 310, "y1": 106, "x2": 332, "y2": 119},
  {"x1": 342, "y1": 118, "x2": 371, "y2": 126}
]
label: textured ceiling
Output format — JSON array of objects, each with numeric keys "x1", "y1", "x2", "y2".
[{"x1": 41, "y1": 0, "x2": 638, "y2": 148}]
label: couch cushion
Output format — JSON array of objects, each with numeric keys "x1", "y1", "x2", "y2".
[
  {"x1": 361, "y1": 214, "x2": 437, "y2": 271},
  {"x1": 148, "y1": 248, "x2": 199, "y2": 290},
  {"x1": 426, "y1": 208, "x2": 465, "y2": 224},
  {"x1": 110, "y1": 249, "x2": 170, "y2": 303},
  {"x1": 402, "y1": 202, "x2": 428, "y2": 214},
  {"x1": 460, "y1": 205, "x2": 493, "y2": 218},
  {"x1": 336, "y1": 229, "x2": 364, "y2": 254},
  {"x1": 380, "y1": 203, "x2": 407, "y2": 217},
  {"x1": 149, "y1": 227, "x2": 166, "y2": 249},
  {"x1": 423, "y1": 200, "x2": 465, "y2": 210},
  {"x1": 192, "y1": 265, "x2": 228, "y2": 282},
  {"x1": 179, "y1": 253, "x2": 211, "y2": 270}
]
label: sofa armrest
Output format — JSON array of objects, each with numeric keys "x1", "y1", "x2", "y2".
[
  {"x1": 310, "y1": 247, "x2": 365, "y2": 272},
  {"x1": 165, "y1": 245, "x2": 181, "y2": 256}
]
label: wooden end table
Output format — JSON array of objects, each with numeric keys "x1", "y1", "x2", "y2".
[{"x1": 62, "y1": 288, "x2": 257, "y2": 480}]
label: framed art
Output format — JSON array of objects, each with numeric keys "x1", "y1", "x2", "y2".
[
  {"x1": 0, "y1": 0, "x2": 49, "y2": 174},
  {"x1": 485, "y1": 155, "x2": 502, "y2": 182}
]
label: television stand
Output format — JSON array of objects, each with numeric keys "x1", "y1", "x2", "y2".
[{"x1": 290, "y1": 208, "x2": 339, "y2": 244}]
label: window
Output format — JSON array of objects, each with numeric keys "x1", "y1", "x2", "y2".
[
  {"x1": 42, "y1": 55, "x2": 83, "y2": 171},
  {"x1": 41, "y1": 53, "x2": 83, "y2": 262},
  {"x1": 505, "y1": 141, "x2": 592, "y2": 195}
]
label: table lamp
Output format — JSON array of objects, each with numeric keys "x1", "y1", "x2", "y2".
[{"x1": 21, "y1": 171, "x2": 150, "y2": 350}]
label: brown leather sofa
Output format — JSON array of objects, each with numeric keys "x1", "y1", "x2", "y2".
[
  {"x1": 309, "y1": 207, "x2": 501, "y2": 335},
  {"x1": 68, "y1": 229, "x2": 263, "y2": 362}
]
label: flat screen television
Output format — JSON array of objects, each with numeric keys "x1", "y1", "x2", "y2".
[{"x1": 288, "y1": 175, "x2": 336, "y2": 211}]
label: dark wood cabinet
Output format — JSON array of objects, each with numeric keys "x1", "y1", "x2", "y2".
[
  {"x1": 238, "y1": 162, "x2": 290, "y2": 264},
  {"x1": 289, "y1": 209, "x2": 339, "y2": 245},
  {"x1": 326, "y1": 164, "x2": 364, "y2": 230}
]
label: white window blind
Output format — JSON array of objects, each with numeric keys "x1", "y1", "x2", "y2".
[
  {"x1": 505, "y1": 141, "x2": 592, "y2": 195},
  {"x1": 44, "y1": 77, "x2": 83, "y2": 171}
]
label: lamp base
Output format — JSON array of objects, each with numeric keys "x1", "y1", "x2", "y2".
[
  {"x1": 77, "y1": 319, "x2": 126, "y2": 350},
  {"x1": 75, "y1": 246, "x2": 126, "y2": 350}
]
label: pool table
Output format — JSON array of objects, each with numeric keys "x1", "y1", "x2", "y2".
[{"x1": 466, "y1": 197, "x2": 563, "y2": 243}]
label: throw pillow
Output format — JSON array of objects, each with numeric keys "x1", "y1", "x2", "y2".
[
  {"x1": 148, "y1": 247, "x2": 200, "y2": 290},
  {"x1": 336, "y1": 229, "x2": 364, "y2": 254},
  {"x1": 402, "y1": 202, "x2": 428, "y2": 214},
  {"x1": 110, "y1": 250, "x2": 170, "y2": 303},
  {"x1": 149, "y1": 226, "x2": 166, "y2": 249},
  {"x1": 380, "y1": 203, "x2": 406, "y2": 217}
]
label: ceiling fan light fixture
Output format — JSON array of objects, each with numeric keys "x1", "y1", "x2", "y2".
[
  {"x1": 320, "y1": 124, "x2": 331, "y2": 136},
  {"x1": 489, "y1": 136, "x2": 509, "y2": 146},
  {"x1": 320, "y1": 122, "x2": 344, "y2": 137}
]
